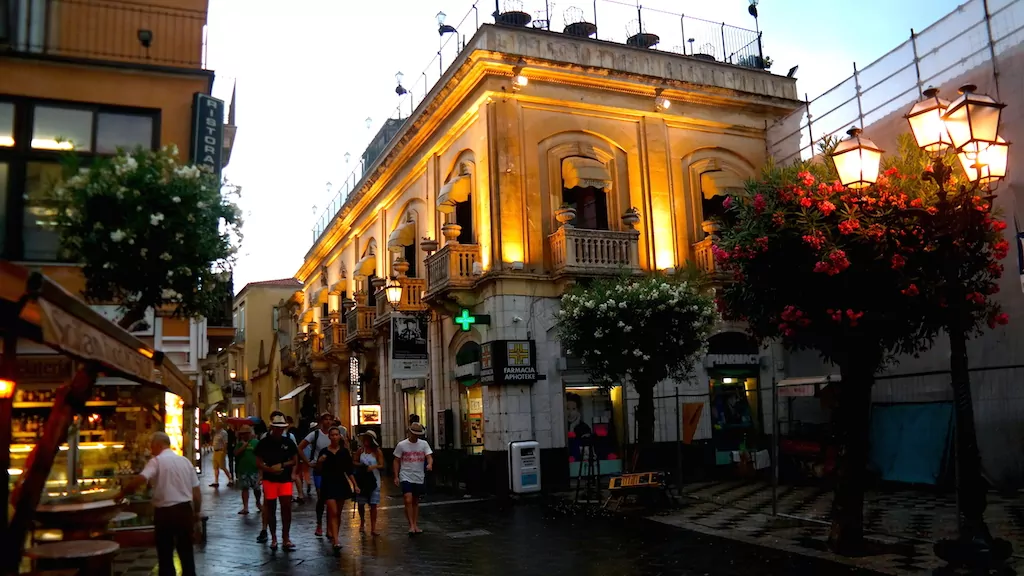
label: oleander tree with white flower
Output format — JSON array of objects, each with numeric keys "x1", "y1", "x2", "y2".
[
  {"x1": 555, "y1": 274, "x2": 718, "y2": 466},
  {"x1": 50, "y1": 145, "x2": 242, "y2": 329}
]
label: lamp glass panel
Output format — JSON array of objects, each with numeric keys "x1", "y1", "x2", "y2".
[{"x1": 908, "y1": 106, "x2": 950, "y2": 152}]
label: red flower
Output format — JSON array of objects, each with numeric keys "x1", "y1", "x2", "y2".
[
  {"x1": 992, "y1": 220, "x2": 1008, "y2": 232},
  {"x1": 986, "y1": 283, "x2": 1000, "y2": 295},
  {"x1": 755, "y1": 236, "x2": 769, "y2": 252},
  {"x1": 910, "y1": 198, "x2": 924, "y2": 208},
  {"x1": 846, "y1": 309, "x2": 864, "y2": 327},
  {"x1": 829, "y1": 249, "x2": 851, "y2": 272},
  {"x1": 802, "y1": 231, "x2": 826, "y2": 251},
  {"x1": 798, "y1": 171, "x2": 815, "y2": 187},
  {"x1": 772, "y1": 212, "x2": 786, "y2": 227},
  {"x1": 992, "y1": 239, "x2": 1010, "y2": 260},
  {"x1": 799, "y1": 197, "x2": 813, "y2": 209},
  {"x1": 988, "y1": 262, "x2": 1004, "y2": 277},
  {"x1": 838, "y1": 219, "x2": 860, "y2": 235},
  {"x1": 722, "y1": 196, "x2": 733, "y2": 210},
  {"x1": 818, "y1": 200, "x2": 836, "y2": 216},
  {"x1": 884, "y1": 167, "x2": 899, "y2": 177},
  {"x1": 753, "y1": 194, "x2": 767, "y2": 214},
  {"x1": 996, "y1": 312, "x2": 1010, "y2": 325},
  {"x1": 901, "y1": 284, "x2": 919, "y2": 297},
  {"x1": 927, "y1": 206, "x2": 939, "y2": 215},
  {"x1": 966, "y1": 292, "x2": 986, "y2": 304},
  {"x1": 711, "y1": 244, "x2": 730, "y2": 263},
  {"x1": 891, "y1": 254, "x2": 906, "y2": 270}
]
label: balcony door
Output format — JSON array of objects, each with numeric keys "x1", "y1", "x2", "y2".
[
  {"x1": 562, "y1": 185, "x2": 608, "y2": 230},
  {"x1": 6, "y1": 0, "x2": 46, "y2": 52}
]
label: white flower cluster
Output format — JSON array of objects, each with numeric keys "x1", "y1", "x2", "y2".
[{"x1": 173, "y1": 165, "x2": 202, "y2": 180}]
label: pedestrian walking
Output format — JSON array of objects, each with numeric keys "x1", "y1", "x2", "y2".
[
  {"x1": 255, "y1": 413, "x2": 299, "y2": 550},
  {"x1": 234, "y1": 425, "x2": 261, "y2": 515},
  {"x1": 297, "y1": 412, "x2": 334, "y2": 536},
  {"x1": 314, "y1": 426, "x2": 357, "y2": 556},
  {"x1": 393, "y1": 422, "x2": 433, "y2": 535},
  {"x1": 354, "y1": 430, "x2": 384, "y2": 536},
  {"x1": 226, "y1": 424, "x2": 237, "y2": 480},
  {"x1": 116, "y1": 432, "x2": 200, "y2": 576},
  {"x1": 210, "y1": 424, "x2": 233, "y2": 487}
]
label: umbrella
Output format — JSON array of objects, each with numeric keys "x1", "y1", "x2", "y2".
[{"x1": 224, "y1": 417, "x2": 257, "y2": 427}]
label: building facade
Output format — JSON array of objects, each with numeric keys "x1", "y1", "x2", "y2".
[
  {"x1": 228, "y1": 279, "x2": 302, "y2": 420},
  {"x1": 292, "y1": 21, "x2": 799, "y2": 493},
  {"x1": 2, "y1": 0, "x2": 236, "y2": 463}
]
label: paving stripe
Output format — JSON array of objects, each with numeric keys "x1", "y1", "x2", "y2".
[{"x1": 375, "y1": 497, "x2": 488, "y2": 511}]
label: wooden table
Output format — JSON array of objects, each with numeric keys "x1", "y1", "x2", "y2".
[
  {"x1": 35, "y1": 499, "x2": 124, "y2": 540},
  {"x1": 26, "y1": 540, "x2": 120, "y2": 576}
]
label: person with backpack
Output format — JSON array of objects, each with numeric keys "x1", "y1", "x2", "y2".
[
  {"x1": 354, "y1": 430, "x2": 384, "y2": 536},
  {"x1": 297, "y1": 412, "x2": 334, "y2": 538}
]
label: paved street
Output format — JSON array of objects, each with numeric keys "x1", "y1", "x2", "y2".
[{"x1": 114, "y1": 456, "x2": 879, "y2": 575}]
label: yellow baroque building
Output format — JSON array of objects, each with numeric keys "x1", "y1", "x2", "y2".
[{"x1": 293, "y1": 23, "x2": 799, "y2": 493}]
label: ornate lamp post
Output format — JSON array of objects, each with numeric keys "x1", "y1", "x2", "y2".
[
  {"x1": 831, "y1": 84, "x2": 1012, "y2": 572},
  {"x1": 384, "y1": 276, "x2": 403, "y2": 311}
]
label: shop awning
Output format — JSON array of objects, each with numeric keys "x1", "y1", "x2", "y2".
[
  {"x1": 437, "y1": 175, "x2": 471, "y2": 214},
  {"x1": 562, "y1": 157, "x2": 611, "y2": 191},
  {"x1": 280, "y1": 382, "x2": 312, "y2": 401},
  {"x1": 354, "y1": 252, "x2": 376, "y2": 279},
  {"x1": 778, "y1": 375, "x2": 840, "y2": 397},
  {"x1": 388, "y1": 218, "x2": 417, "y2": 252},
  {"x1": 0, "y1": 261, "x2": 196, "y2": 407}
]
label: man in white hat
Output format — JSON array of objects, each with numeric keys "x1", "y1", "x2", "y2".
[
  {"x1": 255, "y1": 412, "x2": 299, "y2": 550},
  {"x1": 392, "y1": 422, "x2": 433, "y2": 535}
]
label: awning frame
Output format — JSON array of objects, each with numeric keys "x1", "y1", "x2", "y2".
[{"x1": 280, "y1": 382, "x2": 312, "y2": 401}]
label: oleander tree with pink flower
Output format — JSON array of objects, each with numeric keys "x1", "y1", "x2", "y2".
[{"x1": 714, "y1": 135, "x2": 1009, "y2": 554}]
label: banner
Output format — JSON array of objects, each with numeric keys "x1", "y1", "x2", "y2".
[{"x1": 391, "y1": 314, "x2": 428, "y2": 379}]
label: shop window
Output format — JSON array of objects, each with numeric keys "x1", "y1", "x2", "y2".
[
  {"x1": 0, "y1": 103, "x2": 13, "y2": 147},
  {"x1": 460, "y1": 385, "x2": 484, "y2": 454},
  {"x1": 566, "y1": 386, "x2": 622, "y2": 477},
  {"x1": 562, "y1": 186, "x2": 609, "y2": 230},
  {"x1": 32, "y1": 106, "x2": 92, "y2": 151},
  {"x1": 454, "y1": 194, "x2": 474, "y2": 243},
  {"x1": 96, "y1": 113, "x2": 154, "y2": 154},
  {"x1": 22, "y1": 162, "x2": 63, "y2": 261}
]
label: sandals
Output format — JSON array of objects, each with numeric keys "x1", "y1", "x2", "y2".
[
  {"x1": 332, "y1": 544, "x2": 342, "y2": 557},
  {"x1": 269, "y1": 541, "x2": 278, "y2": 551},
  {"x1": 238, "y1": 510, "x2": 249, "y2": 515},
  {"x1": 282, "y1": 541, "x2": 296, "y2": 551}
]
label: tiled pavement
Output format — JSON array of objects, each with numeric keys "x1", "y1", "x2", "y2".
[
  {"x1": 113, "y1": 458, "x2": 883, "y2": 575},
  {"x1": 653, "y1": 479, "x2": 1024, "y2": 574}
]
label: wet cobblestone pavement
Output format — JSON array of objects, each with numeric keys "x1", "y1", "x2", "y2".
[{"x1": 115, "y1": 457, "x2": 882, "y2": 575}]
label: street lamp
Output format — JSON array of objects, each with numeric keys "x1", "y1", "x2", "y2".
[
  {"x1": 832, "y1": 83, "x2": 1012, "y2": 571},
  {"x1": 384, "y1": 276, "x2": 403, "y2": 311},
  {"x1": 831, "y1": 127, "x2": 883, "y2": 189},
  {"x1": 229, "y1": 369, "x2": 237, "y2": 380}
]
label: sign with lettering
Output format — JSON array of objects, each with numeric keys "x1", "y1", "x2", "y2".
[
  {"x1": 190, "y1": 93, "x2": 224, "y2": 180},
  {"x1": 705, "y1": 354, "x2": 759, "y2": 368},
  {"x1": 479, "y1": 340, "x2": 537, "y2": 385},
  {"x1": 39, "y1": 300, "x2": 154, "y2": 384},
  {"x1": 16, "y1": 355, "x2": 73, "y2": 383}
]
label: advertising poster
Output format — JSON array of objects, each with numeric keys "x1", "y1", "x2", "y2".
[{"x1": 391, "y1": 314, "x2": 428, "y2": 378}]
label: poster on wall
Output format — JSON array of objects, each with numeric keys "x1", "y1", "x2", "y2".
[
  {"x1": 566, "y1": 387, "x2": 621, "y2": 477},
  {"x1": 391, "y1": 314, "x2": 428, "y2": 378}
]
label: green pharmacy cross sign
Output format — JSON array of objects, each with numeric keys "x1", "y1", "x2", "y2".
[{"x1": 454, "y1": 309, "x2": 491, "y2": 331}]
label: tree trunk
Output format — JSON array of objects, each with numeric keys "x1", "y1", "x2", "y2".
[
  {"x1": 634, "y1": 381, "x2": 656, "y2": 471},
  {"x1": 827, "y1": 361, "x2": 875, "y2": 556}
]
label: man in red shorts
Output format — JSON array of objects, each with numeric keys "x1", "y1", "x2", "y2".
[{"x1": 255, "y1": 412, "x2": 299, "y2": 550}]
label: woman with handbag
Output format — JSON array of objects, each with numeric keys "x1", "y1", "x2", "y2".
[
  {"x1": 354, "y1": 430, "x2": 384, "y2": 536},
  {"x1": 314, "y1": 426, "x2": 357, "y2": 556}
]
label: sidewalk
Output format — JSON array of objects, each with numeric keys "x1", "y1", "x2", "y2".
[{"x1": 646, "y1": 479, "x2": 1024, "y2": 574}]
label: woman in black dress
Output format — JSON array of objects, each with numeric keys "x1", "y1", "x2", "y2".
[{"x1": 314, "y1": 426, "x2": 357, "y2": 555}]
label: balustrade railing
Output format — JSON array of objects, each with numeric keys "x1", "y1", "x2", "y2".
[
  {"x1": 549, "y1": 227, "x2": 641, "y2": 276},
  {"x1": 425, "y1": 244, "x2": 480, "y2": 297},
  {"x1": 345, "y1": 306, "x2": 376, "y2": 343}
]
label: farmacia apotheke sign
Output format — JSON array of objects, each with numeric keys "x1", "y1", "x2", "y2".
[{"x1": 480, "y1": 340, "x2": 538, "y2": 385}]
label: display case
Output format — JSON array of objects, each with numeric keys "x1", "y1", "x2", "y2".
[{"x1": 9, "y1": 382, "x2": 189, "y2": 530}]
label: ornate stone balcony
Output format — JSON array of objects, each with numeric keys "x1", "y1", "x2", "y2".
[
  {"x1": 549, "y1": 227, "x2": 641, "y2": 277},
  {"x1": 374, "y1": 277, "x2": 428, "y2": 328},
  {"x1": 692, "y1": 220, "x2": 732, "y2": 284},
  {"x1": 345, "y1": 305, "x2": 376, "y2": 345},
  {"x1": 424, "y1": 243, "x2": 480, "y2": 299},
  {"x1": 322, "y1": 316, "x2": 348, "y2": 362},
  {"x1": 280, "y1": 344, "x2": 298, "y2": 377}
]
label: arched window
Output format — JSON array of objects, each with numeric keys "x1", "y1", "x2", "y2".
[
  {"x1": 438, "y1": 158, "x2": 475, "y2": 243},
  {"x1": 388, "y1": 211, "x2": 419, "y2": 277},
  {"x1": 561, "y1": 156, "x2": 611, "y2": 230}
]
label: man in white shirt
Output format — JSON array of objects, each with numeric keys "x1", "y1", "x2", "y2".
[
  {"x1": 116, "y1": 431, "x2": 201, "y2": 576},
  {"x1": 393, "y1": 422, "x2": 432, "y2": 535}
]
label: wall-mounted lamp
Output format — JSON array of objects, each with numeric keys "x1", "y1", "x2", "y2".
[
  {"x1": 395, "y1": 71, "x2": 408, "y2": 96},
  {"x1": 229, "y1": 369, "x2": 237, "y2": 380},
  {"x1": 655, "y1": 88, "x2": 671, "y2": 112},
  {"x1": 137, "y1": 29, "x2": 153, "y2": 49}
]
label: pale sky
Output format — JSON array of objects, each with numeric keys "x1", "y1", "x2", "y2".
[{"x1": 204, "y1": 0, "x2": 962, "y2": 291}]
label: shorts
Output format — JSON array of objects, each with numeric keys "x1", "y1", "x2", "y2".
[
  {"x1": 356, "y1": 488, "x2": 381, "y2": 506},
  {"x1": 321, "y1": 485, "x2": 351, "y2": 502},
  {"x1": 236, "y1": 472, "x2": 259, "y2": 490},
  {"x1": 262, "y1": 480, "x2": 293, "y2": 500},
  {"x1": 312, "y1": 474, "x2": 322, "y2": 490},
  {"x1": 212, "y1": 450, "x2": 226, "y2": 469},
  {"x1": 400, "y1": 481, "x2": 424, "y2": 496}
]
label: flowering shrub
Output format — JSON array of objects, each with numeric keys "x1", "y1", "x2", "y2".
[
  {"x1": 715, "y1": 135, "x2": 1007, "y2": 367},
  {"x1": 51, "y1": 146, "x2": 242, "y2": 327},
  {"x1": 556, "y1": 274, "x2": 718, "y2": 451},
  {"x1": 714, "y1": 134, "x2": 1009, "y2": 554}
]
